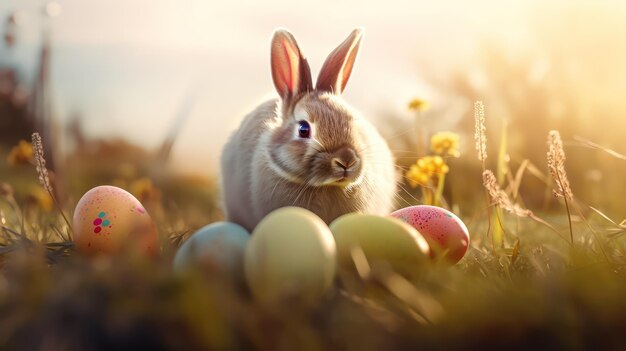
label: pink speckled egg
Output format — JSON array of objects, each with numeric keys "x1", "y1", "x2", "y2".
[
  {"x1": 72, "y1": 185, "x2": 158, "y2": 257},
  {"x1": 390, "y1": 205, "x2": 469, "y2": 264}
]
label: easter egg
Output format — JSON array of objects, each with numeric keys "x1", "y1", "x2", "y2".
[
  {"x1": 173, "y1": 222, "x2": 249, "y2": 279},
  {"x1": 391, "y1": 205, "x2": 469, "y2": 264},
  {"x1": 72, "y1": 185, "x2": 158, "y2": 256},
  {"x1": 244, "y1": 207, "x2": 336, "y2": 306},
  {"x1": 329, "y1": 214, "x2": 430, "y2": 281}
]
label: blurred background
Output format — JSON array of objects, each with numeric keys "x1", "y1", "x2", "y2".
[{"x1": 1, "y1": 0, "x2": 626, "y2": 226}]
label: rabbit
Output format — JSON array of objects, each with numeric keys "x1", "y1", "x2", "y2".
[{"x1": 220, "y1": 28, "x2": 397, "y2": 232}]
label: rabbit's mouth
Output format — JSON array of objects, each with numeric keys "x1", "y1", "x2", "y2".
[
  {"x1": 305, "y1": 149, "x2": 364, "y2": 187},
  {"x1": 320, "y1": 168, "x2": 363, "y2": 187},
  {"x1": 332, "y1": 177, "x2": 353, "y2": 187}
]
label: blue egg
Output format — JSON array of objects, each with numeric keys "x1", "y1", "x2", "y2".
[{"x1": 174, "y1": 222, "x2": 250, "y2": 277}]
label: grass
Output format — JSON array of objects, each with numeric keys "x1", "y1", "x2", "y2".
[
  {"x1": 1, "y1": 208, "x2": 625, "y2": 350},
  {"x1": 1, "y1": 126, "x2": 626, "y2": 350}
]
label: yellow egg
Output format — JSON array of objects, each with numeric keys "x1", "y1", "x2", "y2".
[
  {"x1": 72, "y1": 185, "x2": 158, "y2": 256},
  {"x1": 244, "y1": 207, "x2": 336, "y2": 306},
  {"x1": 329, "y1": 214, "x2": 430, "y2": 281}
]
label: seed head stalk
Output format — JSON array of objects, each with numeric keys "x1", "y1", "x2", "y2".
[
  {"x1": 474, "y1": 101, "x2": 495, "y2": 253},
  {"x1": 32, "y1": 133, "x2": 72, "y2": 239},
  {"x1": 547, "y1": 130, "x2": 574, "y2": 244}
]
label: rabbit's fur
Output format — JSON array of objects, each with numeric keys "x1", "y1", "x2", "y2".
[{"x1": 221, "y1": 28, "x2": 396, "y2": 231}]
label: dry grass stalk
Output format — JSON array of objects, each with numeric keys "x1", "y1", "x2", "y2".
[
  {"x1": 574, "y1": 135, "x2": 626, "y2": 161},
  {"x1": 547, "y1": 130, "x2": 573, "y2": 200},
  {"x1": 474, "y1": 101, "x2": 493, "y2": 252},
  {"x1": 474, "y1": 101, "x2": 487, "y2": 162},
  {"x1": 31, "y1": 133, "x2": 73, "y2": 238},
  {"x1": 483, "y1": 170, "x2": 531, "y2": 217},
  {"x1": 483, "y1": 169, "x2": 563, "y2": 240},
  {"x1": 547, "y1": 130, "x2": 574, "y2": 243},
  {"x1": 507, "y1": 159, "x2": 530, "y2": 201},
  {"x1": 589, "y1": 206, "x2": 624, "y2": 227},
  {"x1": 32, "y1": 133, "x2": 52, "y2": 193}
]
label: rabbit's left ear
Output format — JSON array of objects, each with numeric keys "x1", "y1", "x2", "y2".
[
  {"x1": 271, "y1": 29, "x2": 313, "y2": 102},
  {"x1": 316, "y1": 28, "x2": 364, "y2": 94}
]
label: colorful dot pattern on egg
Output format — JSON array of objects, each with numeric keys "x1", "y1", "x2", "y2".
[
  {"x1": 394, "y1": 207, "x2": 460, "y2": 244},
  {"x1": 391, "y1": 205, "x2": 470, "y2": 264},
  {"x1": 92, "y1": 211, "x2": 113, "y2": 234},
  {"x1": 73, "y1": 186, "x2": 160, "y2": 254}
]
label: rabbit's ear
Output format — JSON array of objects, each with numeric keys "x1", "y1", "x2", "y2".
[
  {"x1": 271, "y1": 29, "x2": 313, "y2": 102},
  {"x1": 316, "y1": 28, "x2": 364, "y2": 94}
]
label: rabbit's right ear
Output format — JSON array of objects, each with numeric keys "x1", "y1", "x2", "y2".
[
  {"x1": 315, "y1": 28, "x2": 364, "y2": 94},
  {"x1": 271, "y1": 29, "x2": 313, "y2": 103}
]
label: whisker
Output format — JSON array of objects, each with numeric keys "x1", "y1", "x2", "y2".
[
  {"x1": 396, "y1": 183, "x2": 423, "y2": 205},
  {"x1": 393, "y1": 190, "x2": 415, "y2": 208}
]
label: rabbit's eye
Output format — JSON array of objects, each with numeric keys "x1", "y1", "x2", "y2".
[{"x1": 297, "y1": 121, "x2": 311, "y2": 138}]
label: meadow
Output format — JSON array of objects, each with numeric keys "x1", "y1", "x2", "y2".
[
  {"x1": 2, "y1": 2, "x2": 626, "y2": 349},
  {"x1": 1, "y1": 95, "x2": 626, "y2": 349}
]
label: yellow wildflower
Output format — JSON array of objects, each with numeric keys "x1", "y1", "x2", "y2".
[
  {"x1": 431, "y1": 156, "x2": 450, "y2": 175},
  {"x1": 0, "y1": 183, "x2": 14, "y2": 198},
  {"x1": 420, "y1": 156, "x2": 449, "y2": 175},
  {"x1": 416, "y1": 157, "x2": 433, "y2": 174},
  {"x1": 6, "y1": 140, "x2": 34, "y2": 166},
  {"x1": 408, "y1": 98, "x2": 429, "y2": 112},
  {"x1": 406, "y1": 155, "x2": 451, "y2": 188},
  {"x1": 430, "y1": 132, "x2": 460, "y2": 157},
  {"x1": 27, "y1": 187, "x2": 53, "y2": 212},
  {"x1": 118, "y1": 162, "x2": 138, "y2": 180},
  {"x1": 130, "y1": 177, "x2": 161, "y2": 203},
  {"x1": 406, "y1": 164, "x2": 430, "y2": 188}
]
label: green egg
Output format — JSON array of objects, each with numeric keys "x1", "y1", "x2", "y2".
[
  {"x1": 330, "y1": 214, "x2": 430, "y2": 282},
  {"x1": 244, "y1": 207, "x2": 336, "y2": 307}
]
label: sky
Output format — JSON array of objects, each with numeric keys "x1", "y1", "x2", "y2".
[{"x1": 1, "y1": 0, "x2": 624, "y2": 175}]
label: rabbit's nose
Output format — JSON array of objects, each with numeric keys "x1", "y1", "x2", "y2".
[{"x1": 332, "y1": 147, "x2": 358, "y2": 170}]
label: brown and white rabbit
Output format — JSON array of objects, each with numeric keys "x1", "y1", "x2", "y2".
[{"x1": 220, "y1": 28, "x2": 396, "y2": 231}]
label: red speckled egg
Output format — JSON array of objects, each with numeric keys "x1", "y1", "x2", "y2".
[
  {"x1": 72, "y1": 185, "x2": 158, "y2": 257},
  {"x1": 390, "y1": 205, "x2": 469, "y2": 264}
]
